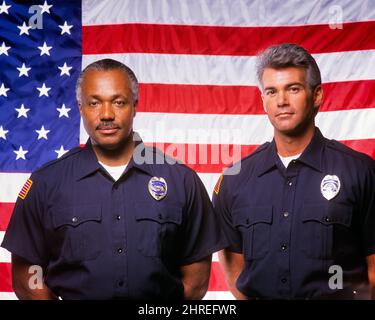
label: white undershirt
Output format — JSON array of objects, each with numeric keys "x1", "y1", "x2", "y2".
[
  {"x1": 278, "y1": 153, "x2": 302, "y2": 168},
  {"x1": 99, "y1": 161, "x2": 127, "y2": 181}
]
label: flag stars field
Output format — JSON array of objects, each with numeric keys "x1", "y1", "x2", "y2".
[
  {"x1": 14, "y1": 146, "x2": 28, "y2": 160},
  {"x1": 0, "y1": 0, "x2": 11, "y2": 14},
  {"x1": 0, "y1": 83, "x2": 10, "y2": 97},
  {"x1": 0, "y1": 126, "x2": 9, "y2": 140},
  {"x1": 17, "y1": 21, "x2": 31, "y2": 36},
  {"x1": 59, "y1": 21, "x2": 73, "y2": 35},
  {"x1": 38, "y1": 42, "x2": 52, "y2": 56},
  {"x1": 58, "y1": 63, "x2": 72, "y2": 76},
  {"x1": 17, "y1": 63, "x2": 31, "y2": 77},
  {"x1": 0, "y1": 42, "x2": 11, "y2": 55}
]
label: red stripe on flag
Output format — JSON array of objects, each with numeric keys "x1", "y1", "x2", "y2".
[
  {"x1": 0, "y1": 263, "x2": 12, "y2": 292},
  {"x1": 208, "y1": 261, "x2": 228, "y2": 291},
  {"x1": 0, "y1": 203, "x2": 14, "y2": 232},
  {"x1": 82, "y1": 21, "x2": 375, "y2": 55},
  {"x1": 137, "y1": 81, "x2": 375, "y2": 115}
]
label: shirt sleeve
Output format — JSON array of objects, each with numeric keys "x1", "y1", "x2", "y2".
[
  {"x1": 212, "y1": 174, "x2": 243, "y2": 253},
  {"x1": 361, "y1": 160, "x2": 375, "y2": 256},
  {"x1": 1, "y1": 172, "x2": 48, "y2": 267},
  {"x1": 177, "y1": 170, "x2": 228, "y2": 265}
]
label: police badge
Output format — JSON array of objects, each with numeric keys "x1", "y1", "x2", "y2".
[
  {"x1": 320, "y1": 175, "x2": 341, "y2": 200},
  {"x1": 148, "y1": 177, "x2": 168, "y2": 201}
]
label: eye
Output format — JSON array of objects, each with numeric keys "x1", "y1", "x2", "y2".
[
  {"x1": 113, "y1": 100, "x2": 126, "y2": 106},
  {"x1": 89, "y1": 100, "x2": 100, "y2": 107},
  {"x1": 265, "y1": 89, "x2": 276, "y2": 96},
  {"x1": 289, "y1": 86, "x2": 301, "y2": 94}
]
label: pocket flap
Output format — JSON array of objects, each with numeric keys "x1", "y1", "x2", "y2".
[
  {"x1": 134, "y1": 202, "x2": 182, "y2": 225},
  {"x1": 232, "y1": 205, "x2": 273, "y2": 228},
  {"x1": 52, "y1": 205, "x2": 102, "y2": 228},
  {"x1": 302, "y1": 203, "x2": 352, "y2": 226}
]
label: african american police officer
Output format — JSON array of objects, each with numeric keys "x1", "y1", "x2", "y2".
[{"x1": 2, "y1": 59, "x2": 226, "y2": 300}]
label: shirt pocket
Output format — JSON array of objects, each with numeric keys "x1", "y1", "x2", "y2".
[
  {"x1": 52, "y1": 205, "x2": 103, "y2": 263},
  {"x1": 301, "y1": 203, "x2": 353, "y2": 259},
  {"x1": 134, "y1": 202, "x2": 182, "y2": 257},
  {"x1": 232, "y1": 205, "x2": 273, "y2": 260}
]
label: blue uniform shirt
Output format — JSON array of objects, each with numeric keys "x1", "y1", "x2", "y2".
[
  {"x1": 213, "y1": 128, "x2": 375, "y2": 299},
  {"x1": 2, "y1": 138, "x2": 227, "y2": 299}
]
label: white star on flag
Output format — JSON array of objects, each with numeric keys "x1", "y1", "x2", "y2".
[
  {"x1": 37, "y1": 83, "x2": 51, "y2": 97},
  {"x1": 0, "y1": 126, "x2": 9, "y2": 140},
  {"x1": 15, "y1": 104, "x2": 30, "y2": 118},
  {"x1": 17, "y1": 21, "x2": 32, "y2": 35},
  {"x1": 39, "y1": 0, "x2": 52, "y2": 14},
  {"x1": 58, "y1": 62, "x2": 72, "y2": 76},
  {"x1": 38, "y1": 41, "x2": 52, "y2": 56},
  {"x1": 56, "y1": 104, "x2": 71, "y2": 118},
  {"x1": 0, "y1": 42, "x2": 11, "y2": 55},
  {"x1": 0, "y1": 1, "x2": 11, "y2": 14},
  {"x1": 14, "y1": 146, "x2": 28, "y2": 160},
  {"x1": 17, "y1": 63, "x2": 31, "y2": 77},
  {"x1": 35, "y1": 125, "x2": 50, "y2": 140},
  {"x1": 55, "y1": 145, "x2": 69, "y2": 158},
  {"x1": 0, "y1": 83, "x2": 10, "y2": 97},
  {"x1": 59, "y1": 21, "x2": 73, "y2": 35}
]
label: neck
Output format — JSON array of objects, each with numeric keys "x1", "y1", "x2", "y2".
[
  {"x1": 92, "y1": 133, "x2": 135, "y2": 166},
  {"x1": 275, "y1": 125, "x2": 315, "y2": 157}
]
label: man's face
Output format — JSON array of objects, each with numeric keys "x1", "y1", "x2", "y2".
[
  {"x1": 79, "y1": 69, "x2": 136, "y2": 150},
  {"x1": 261, "y1": 67, "x2": 322, "y2": 137}
]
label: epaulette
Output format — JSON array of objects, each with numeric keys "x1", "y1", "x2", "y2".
[
  {"x1": 326, "y1": 139, "x2": 373, "y2": 162},
  {"x1": 33, "y1": 145, "x2": 83, "y2": 174}
]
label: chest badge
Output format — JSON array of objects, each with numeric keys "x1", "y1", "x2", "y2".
[
  {"x1": 320, "y1": 175, "x2": 341, "y2": 200},
  {"x1": 148, "y1": 177, "x2": 168, "y2": 201}
]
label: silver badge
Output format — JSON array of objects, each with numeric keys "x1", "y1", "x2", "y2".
[
  {"x1": 321, "y1": 175, "x2": 340, "y2": 200},
  {"x1": 148, "y1": 177, "x2": 167, "y2": 201}
]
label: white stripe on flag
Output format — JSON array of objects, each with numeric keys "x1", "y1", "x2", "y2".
[
  {"x1": 0, "y1": 292, "x2": 17, "y2": 300},
  {"x1": 0, "y1": 232, "x2": 11, "y2": 263},
  {"x1": 82, "y1": 50, "x2": 375, "y2": 86},
  {"x1": 203, "y1": 291, "x2": 235, "y2": 300},
  {"x1": 83, "y1": 0, "x2": 374, "y2": 26},
  {"x1": 0, "y1": 173, "x2": 31, "y2": 202}
]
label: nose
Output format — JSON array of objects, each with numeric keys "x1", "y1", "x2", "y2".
[
  {"x1": 277, "y1": 91, "x2": 289, "y2": 107},
  {"x1": 99, "y1": 102, "x2": 115, "y2": 120}
]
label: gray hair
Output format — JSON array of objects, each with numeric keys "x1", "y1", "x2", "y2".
[
  {"x1": 76, "y1": 59, "x2": 139, "y2": 104},
  {"x1": 256, "y1": 43, "x2": 321, "y2": 91}
]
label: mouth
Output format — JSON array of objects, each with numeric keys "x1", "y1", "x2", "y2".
[
  {"x1": 96, "y1": 125, "x2": 120, "y2": 135},
  {"x1": 276, "y1": 112, "x2": 294, "y2": 118}
]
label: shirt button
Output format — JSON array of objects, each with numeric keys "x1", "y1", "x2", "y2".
[
  {"x1": 281, "y1": 278, "x2": 287, "y2": 283},
  {"x1": 72, "y1": 217, "x2": 78, "y2": 223},
  {"x1": 283, "y1": 212, "x2": 289, "y2": 218},
  {"x1": 117, "y1": 248, "x2": 123, "y2": 254},
  {"x1": 281, "y1": 244, "x2": 287, "y2": 251},
  {"x1": 324, "y1": 216, "x2": 331, "y2": 222},
  {"x1": 116, "y1": 215, "x2": 121, "y2": 220},
  {"x1": 288, "y1": 181, "x2": 293, "y2": 186}
]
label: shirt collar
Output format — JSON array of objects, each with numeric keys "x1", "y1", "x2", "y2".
[
  {"x1": 75, "y1": 134, "x2": 159, "y2": 181},
  {"x1": 257, "y1": 127, "x2": 325, "y2": 176}
]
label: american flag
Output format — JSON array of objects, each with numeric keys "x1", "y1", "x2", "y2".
[{"x1": 0, "y1": 0, "x2": 374, "y2": 300}]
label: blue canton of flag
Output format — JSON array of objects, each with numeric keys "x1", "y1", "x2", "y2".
[{"x1": 0, "y1": 0, "x2": 82, "y2": 172}]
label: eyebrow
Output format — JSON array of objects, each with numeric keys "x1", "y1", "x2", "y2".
[
  {"x1": 264, "y1": 82, "x2": 305, "y2": 91},
  {"x1": 88, "y1": 94, "x2": 128, "y2": 100}
]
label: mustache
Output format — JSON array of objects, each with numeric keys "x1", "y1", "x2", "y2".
[{"x1": 96, "y1": 121, "x2": 120, "y2": 130}]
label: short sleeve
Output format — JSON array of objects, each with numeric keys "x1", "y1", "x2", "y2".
[
  {"x1": 361, "y1": 160, "x2": 375, "y2": 256},
  {"x1": 177, "y1": 170, "x2": 228, "y2": 265},
  {"x1": 1, "y1": 173, "x2": 48, "y2": 266},
  {"x1": 212, "y1": 174, "x2": 243, "y2": 253}
]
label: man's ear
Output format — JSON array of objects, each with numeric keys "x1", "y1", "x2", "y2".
[{"x1": 313, "y1": 85, "x2": 323, "y2": 110}]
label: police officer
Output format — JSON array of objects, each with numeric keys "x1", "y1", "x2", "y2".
[
  {"x1": 1, "y1": 59, "x2": 226, "y2": 300},
  {"x1": 213, "y1": 43, "x2": 375, "y2": 299}
]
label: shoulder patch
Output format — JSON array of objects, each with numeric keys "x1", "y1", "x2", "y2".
[
  {"x1": 18, "y1": 179, "x2": 33, "y2": 200},
  {"x1": 214, "y1": 174, "x2": 224, "y2": 195}
]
